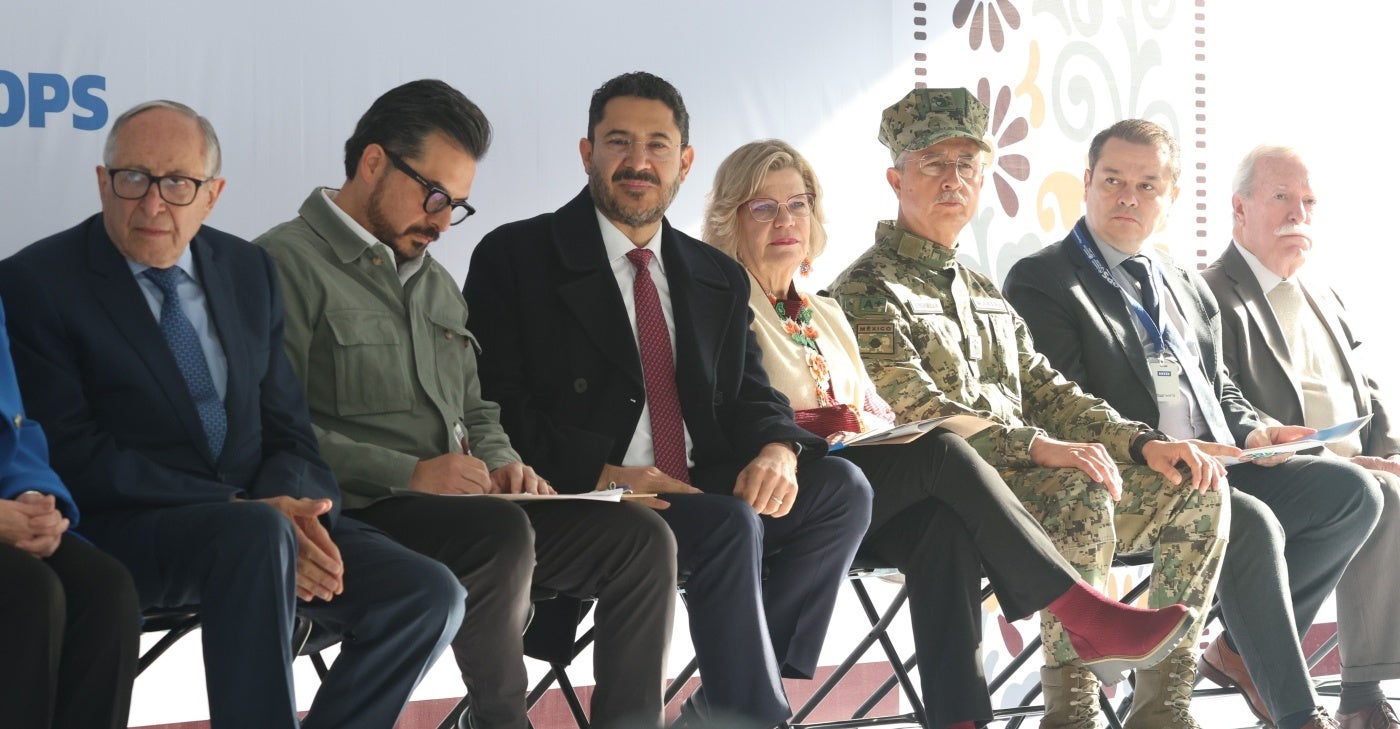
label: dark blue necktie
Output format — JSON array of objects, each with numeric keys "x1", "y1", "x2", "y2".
[
  {"x1": 1120, "y1": 255, "x2": 1234, "y2": 444},
  {"x1": 1120, "y1": 255, "x2": 1161, "y2": 325},
  {"x1": 144, "y1": 267, "x2": 227, "y2": 459}
]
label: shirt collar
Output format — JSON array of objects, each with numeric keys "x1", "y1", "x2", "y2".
[
  {"x1": 877, "y1": 220, "x2": 958, "y2": 271},
  {"x1": 596, "y1": 207, "x2": 665, "y2": 273},
  {"x1": 1085, "y1": 227, "x2": 1140, "y2": 270},
  {"x1": 1231, "y1": 239, "x2": 1289, "y2": 292},
  {"x1": 321, "y1": 187, "x2": 401, "y2": 272},
  {"x1": 126, "y1": 243, "x2": 199, "y2": 283}
]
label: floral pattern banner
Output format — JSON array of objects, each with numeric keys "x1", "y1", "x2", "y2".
[
  {"x1": 898, "y1": 0, "x2": 1209, "y2": 285},
  {"x1": 893, "y1": 0, "x2": 1212, "y2": 707}
]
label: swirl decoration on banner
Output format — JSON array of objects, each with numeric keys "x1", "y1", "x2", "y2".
[
  {"x1": 1041, "y1": 0, "x2": 1180, "y2": 140},
  {"x1": 1035, "y1": 0, "x2": 1182, "y2": 236}
]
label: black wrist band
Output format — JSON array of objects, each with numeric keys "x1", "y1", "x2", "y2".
[{"x1": 1129, "y1": 429, "x2": 1170, "y2": 464}]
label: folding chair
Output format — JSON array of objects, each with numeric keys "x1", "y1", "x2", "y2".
[
  {"x1": 787, "y1": 558, "x2": 927, "y2": 729},
  {"x1": 433, "y1": 586, "x2": 674, "y2": 729},
  {"x1": 140, "y1": 606, "x2": 318, "y2": 676}
]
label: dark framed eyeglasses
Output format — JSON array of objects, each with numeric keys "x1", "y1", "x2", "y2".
[
  {"x1": 742, "y1": 193, "x2": 816, "y2": 223},
  {"x1": 106, "y1": 168, "x2": 211, "y2": 206},
  {"x1": 383, "y1": 149, "x2": 476, "y2": 225}
]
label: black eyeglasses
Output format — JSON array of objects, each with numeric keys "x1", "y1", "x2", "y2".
[
  {"x1": 383, "y1": 149, "x2": 476, "y2": 225},
  {"x1": 106, "y1": 168, "x2": 212, "y2": 206}
]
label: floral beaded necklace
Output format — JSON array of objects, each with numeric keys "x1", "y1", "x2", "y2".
[{"x1": 765, "y1": 286, "x2": 837, "y2": 407}]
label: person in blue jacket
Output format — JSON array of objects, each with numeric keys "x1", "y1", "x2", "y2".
[{"x1": 0, "y1": 298, "x2": 141, "y2": 729}]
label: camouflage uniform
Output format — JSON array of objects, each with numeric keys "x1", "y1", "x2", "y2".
[{"x1": 827, "y1": 223, "x2": 1228, "y2": 666}]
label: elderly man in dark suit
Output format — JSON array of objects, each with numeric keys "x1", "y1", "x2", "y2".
[
  {"x1": 1202, "y1": 145, "x2": 1400, "y2": 729},
  {"x1": 464, "y1": 71, "x2": 873, "y2": 729},
  {"x1": 1004, "y1": 119, "x2": 1380, "y2": 729},
  {"x1": 0, "y1": 100, "x2": 464, "y2": 729}
]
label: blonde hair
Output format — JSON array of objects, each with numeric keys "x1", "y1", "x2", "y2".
[{"x1": 702, "y1": 139, "x2": 827, "y2": 262}]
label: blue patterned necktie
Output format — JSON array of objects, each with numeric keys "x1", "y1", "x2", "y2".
[{"x1": 143, "y1": 267, "x2": 227, "y2": 459}]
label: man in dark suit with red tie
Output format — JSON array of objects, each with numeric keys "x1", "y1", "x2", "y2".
[{"x1": 464, "y1": 72, "x2": 873, "y2": 728}]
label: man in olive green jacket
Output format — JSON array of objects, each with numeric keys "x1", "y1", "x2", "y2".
[{"x1": 255, "y1": 80, "x2": 677, "y2": 729}]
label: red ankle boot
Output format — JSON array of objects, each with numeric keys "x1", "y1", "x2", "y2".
[{"x1": 1046, "y1": 579, "x2": 1196, "y2": 685}]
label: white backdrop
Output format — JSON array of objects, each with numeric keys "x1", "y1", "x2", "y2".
[{"x1": 4, "y1": 1, "x2": 1397, "y2": 725}]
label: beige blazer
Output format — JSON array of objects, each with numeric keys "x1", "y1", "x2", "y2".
[{"x1": 746, "y1": 272, "x2": 886, "y2": 432}]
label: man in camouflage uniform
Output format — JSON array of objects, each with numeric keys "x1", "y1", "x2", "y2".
[{"x1": 826, "y1": 88, "x2": 1232, "y2": 729}]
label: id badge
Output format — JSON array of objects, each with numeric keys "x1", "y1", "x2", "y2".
[{"x1": 1151, "y1": 357, "x2": 1181, "y2": 403}]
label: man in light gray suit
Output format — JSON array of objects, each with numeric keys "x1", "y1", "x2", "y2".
[{"x1": 1203, "y1": 145, "x2": 1400, "y2": 729}]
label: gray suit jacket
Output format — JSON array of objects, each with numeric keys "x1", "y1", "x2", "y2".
[
  {"x1": 1002, "y1": 218, "x2": 1265, "y2": 447},
  {"x1": 1202, "y1": 243, "x2": 1400, "y2": 457}
]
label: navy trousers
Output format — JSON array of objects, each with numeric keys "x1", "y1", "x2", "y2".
[
  {"x1": 84, "y1": 502, "x2": 464, "y2": 729},
  {"x1": 658, "y1": 455, "x2": 872, "y2": 727}
]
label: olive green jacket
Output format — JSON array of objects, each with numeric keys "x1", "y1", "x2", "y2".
[{"x1": 255, "y1": 189, "x2": 520, "y2": 510}]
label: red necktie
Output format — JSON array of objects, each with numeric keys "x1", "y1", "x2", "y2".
[{"x1": 625, "y1": 248, "x2": 691, "y2": 483}]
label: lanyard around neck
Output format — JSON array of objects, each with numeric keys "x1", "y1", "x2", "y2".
[{"x1": 1069, "y1": 222, "x2": 1168, "y2": 357}]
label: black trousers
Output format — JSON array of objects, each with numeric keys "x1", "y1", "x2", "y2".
[
  {"x1": 839, "y1": 430, "x2": 1078, "y2": 729},
  {"x1": 658, "y1": 455, "x2": 872, "y2": 727},
  {"x1": 350, "y1": 495, "x2": 677, "y2": 729},
  {"x1": 84, "y1": 503, "x2": 463, "y2": 729},
  {"x1": 0, "y1": 536, "x2": 140, "y2": 729}
]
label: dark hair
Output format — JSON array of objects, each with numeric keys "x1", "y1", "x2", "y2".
[
  {"x1": 343, "y1": 79, "x2": 492, "y2": 179},
  {"x1": 586, "y1": 71, "x2": 690, "y2": 146},
  {"x1": 1087, "y1": 118, "x2": 1180, "y2": 183}
]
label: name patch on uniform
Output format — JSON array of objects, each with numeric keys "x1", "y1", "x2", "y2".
[
  {"x1": 856, "y1": 323, "x2": 895, "y2": 356},
  {"x1": 909, "y1": 297, "x2": 944, "y2": 315},
  {"x1": 972, "y1": 297, "x2": 1010, "y2": 314}
]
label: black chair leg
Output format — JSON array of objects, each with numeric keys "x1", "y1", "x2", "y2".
[{"x1": 553, "y1": 664, "x2": 590, "y2": 729}]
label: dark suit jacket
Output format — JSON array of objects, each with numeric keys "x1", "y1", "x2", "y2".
[
  {"x1": 1002, "y1": 218, "x2": 1264, "y2": 447},
  {"x1": 1202, "y1": 243, "x2": 1400, "y2": 457},
  {"x1": 464, "y1": 188, "x2": 825, "y2": 495},
  {"x1": 0, "y1": 215, "x2": 340, "y2": 536}
]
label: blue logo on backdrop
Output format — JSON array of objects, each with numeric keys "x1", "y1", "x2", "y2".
[{"x1": 0, "y1": 71, "x2": 108, "y2": 130}]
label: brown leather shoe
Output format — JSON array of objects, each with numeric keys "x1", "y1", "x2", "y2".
[
  {"x1": 1337, "y1": 700, "x2": 1400, "y2": 729},
  {"x1": 1299, "y1": 708, "x2": 1341, "y2": 728},
  {"x1": 1198, "y1": 636, "x2": 1273, "y2": 726}
]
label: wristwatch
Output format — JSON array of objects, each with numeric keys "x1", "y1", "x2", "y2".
[{"x1": 1128, "y1": 429, "x2": 1171, "y2": 464}]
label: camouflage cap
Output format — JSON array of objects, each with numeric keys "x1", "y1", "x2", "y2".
[{"x1": 878, "y1": 88, "x2": 992, "y2": 161}]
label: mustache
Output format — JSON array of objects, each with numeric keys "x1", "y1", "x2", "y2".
[
  {"x1": 405, "y1": 225, "x2": 440, "y2": 244},
  {"x1": 613, "y1": 169, "x2": 661, "y2": 185},
  {"x1": 1275, "y1": 223, "x2": 1312, "y2": 240},
  {"x1": 936, "y1": 191, "x2": 968, "y2": 204}
]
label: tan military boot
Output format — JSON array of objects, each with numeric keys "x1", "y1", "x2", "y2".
[
  {"x1": 1123, "y1": 647, "x2": 1203, "y2": 729},
  {"x1": 1040, "y1": 665, "x2": 1104, "y2": 729}
]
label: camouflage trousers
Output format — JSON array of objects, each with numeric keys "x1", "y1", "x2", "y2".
[{"x1": 1002, "y1": 464, "x2": 1230, "y2": 667}]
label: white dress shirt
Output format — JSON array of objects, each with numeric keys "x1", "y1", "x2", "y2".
[
  {"x1": 1092, "y1": 234, "x2": 1212, "y2": 440},
  {"x1": 596, "y1": 208, "x2": 695, "y2": 469}
]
